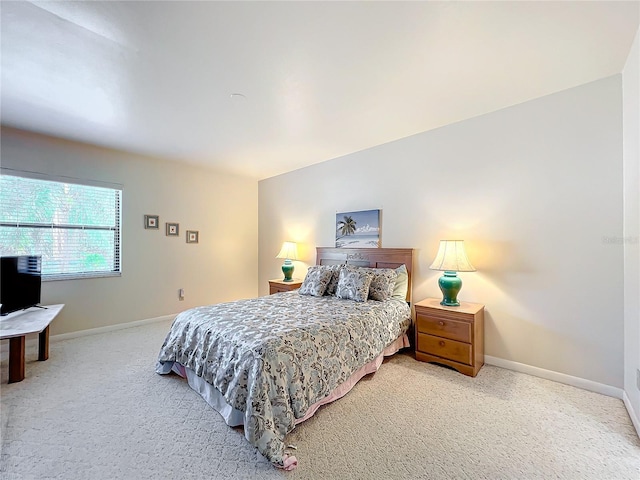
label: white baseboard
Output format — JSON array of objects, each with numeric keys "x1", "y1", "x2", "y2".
[
  {"x1": 484, "y1": 355, "x2": 624, "y2": 399},
  {"x1": 0, "y1": 313, "x2": 175, "y2": 361},
  {"x1": 50, "y1": 313, "x2": 176, "y2": 342},
  {"x1": 623, "y1": 391, "x2": 640, "y2": 438}
]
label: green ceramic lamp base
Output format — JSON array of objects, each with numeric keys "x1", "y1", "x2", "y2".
[
  {"x1": 438, "y1": 271, "x2": 462, "y2": 306},
  {"x1": 281, "y1": 260, "x2": 295, "y2": 282}
]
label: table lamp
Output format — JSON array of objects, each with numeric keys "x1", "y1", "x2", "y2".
[
  {"x1": 429, "y1": 240, "x2": 476, "y2": 306},
  {"x1": 276, "y1": 241, "x2": 298, "y2": 282}
]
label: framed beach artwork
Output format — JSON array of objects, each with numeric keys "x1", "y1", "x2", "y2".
[{"x1": 335, "y1": 209, "x2": 381, "y2": 248}]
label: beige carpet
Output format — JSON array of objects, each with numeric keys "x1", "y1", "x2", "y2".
[{"x1": 1, "y1": 320, "x2": 639, "y2": 480}]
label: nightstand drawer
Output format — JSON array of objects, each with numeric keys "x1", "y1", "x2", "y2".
[
  {"x1": 271, "y1": 284, "x2": 290, "y2": 294},
  {"x1": 416, "y1": 313, "x2": 471, "y2": 343},
  {"x1": 417, "y1": 333, "x2": 472, "y2": 365},
  {"x1": 269, "y1": 279, "x2": 303, "y2": 295}
]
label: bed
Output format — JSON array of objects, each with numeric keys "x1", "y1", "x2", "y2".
[{"x1": 156, "y1": 247, "x2": 413, "y2": 469}]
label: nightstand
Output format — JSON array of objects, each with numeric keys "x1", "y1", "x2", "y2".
[
  {"x1": 414, "y1": 298, "x2": 484, "y2": 377},
  {"x1": 268, "y1": 278, "x2": 303, "y2": 294}
]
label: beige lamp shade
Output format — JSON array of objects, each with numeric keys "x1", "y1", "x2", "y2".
[
  {"x1": 429, "y1": 240, "x2": 476, "y2": 272},
  {"x1": 276, "y1": 241, "x2": 298, "y2": 260}
]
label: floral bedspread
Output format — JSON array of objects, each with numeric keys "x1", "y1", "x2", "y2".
[{"x1": 155, "y1": 291, "x2": 411, "y2": 468}]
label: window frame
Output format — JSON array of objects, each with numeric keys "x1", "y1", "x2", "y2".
[{"x1": 0, "y1": 168, "x2": 123, "y2": 281}]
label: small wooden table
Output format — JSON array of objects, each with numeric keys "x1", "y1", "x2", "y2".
[
  {"x1": 0, "y1": 304, "x2": 64, "y2": 383},
  {"x1": 414, "y1": 298, "x2": 484, "y2": 377}
]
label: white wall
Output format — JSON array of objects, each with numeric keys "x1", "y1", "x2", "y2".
[
  {"x1": 259, "y1": 76, "x2": 624, "y2": 389},
  {"x1": 623, "y1": 28, "x2": 640, "y2": 429},
  {"x1": 1, "y1": 127, "x2": 258, "y2": 335}
]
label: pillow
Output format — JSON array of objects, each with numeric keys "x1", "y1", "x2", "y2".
[
  {"x1": 335, "y1": 266, "x2": 374, "y2": 302},
  {"x1": 366, "y1": 268, "x2": 398, "y2": 301},
  {"x1": 298, "y1": 266, "x2": 334, "y2": 297},
  {"x1": 391, "y1": 264, "x2": 409, "y2": 301},
  {"x1": 324, "y1": 264, "x2": 344, "y2": 296}
]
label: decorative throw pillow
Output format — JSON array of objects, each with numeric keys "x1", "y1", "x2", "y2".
[
  {"x1": 324, "y1": 264, "x2": 344, "y2": 296},
  {"x1": 391, "y1": 264, "x2": 409, "y2": 301},
  {"x1": 298, "y1": 266, "x2": 334, "y2": 297},
  {"x1": 335, "y1": 266, "x2": 374, "y2": 302},
  {"x1": 366, "y1": 268, "x2": 398, "y2": 301}
]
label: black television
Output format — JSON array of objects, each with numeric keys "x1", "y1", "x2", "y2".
[{"x1": 1, "y1": 255, "x2": 42, "y2": 316}]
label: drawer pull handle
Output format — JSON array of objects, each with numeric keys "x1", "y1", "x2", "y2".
[
  {"x1": 439, "y1": 321, "x2": 445, "y2": 326},
  {"x1": 439, "y1": 341, "x2": 445, "y2": 347}
]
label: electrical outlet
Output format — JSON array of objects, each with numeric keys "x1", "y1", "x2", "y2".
[{"x1": 178, "y1": 288, "x2": 185, "y2": 301}]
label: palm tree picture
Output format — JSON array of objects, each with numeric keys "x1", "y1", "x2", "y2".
[
  {"x1": 337, "y1": 215, "x2": 357, "y2": 238},
  {"x1": 335, "y1": 209, "x2": 381, "y2": 248}
]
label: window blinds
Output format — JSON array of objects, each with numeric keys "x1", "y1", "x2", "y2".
[{"x1": 0, "y1": 174, "x2": 121, "y2": 279}]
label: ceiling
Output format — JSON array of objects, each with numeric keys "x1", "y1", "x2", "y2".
[{"x1": 1, "y1": 1, "x2": 638, "y2": 180}]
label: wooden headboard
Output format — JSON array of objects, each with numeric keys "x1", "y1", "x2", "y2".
[{"x1": 316, "y1": 247, "x2": 414, "y2": 303}]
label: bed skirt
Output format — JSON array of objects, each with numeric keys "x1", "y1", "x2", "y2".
[{"x1": 157, "y1": 333, "x2": 410, "y2": 429}]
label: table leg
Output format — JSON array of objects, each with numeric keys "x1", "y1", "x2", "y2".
[
  {"x1": 38, "y1": 325, "x2": 49, "y2": 361},
  {"x1": 9, "y1": 336, "x2": 25, "y2": 383}
]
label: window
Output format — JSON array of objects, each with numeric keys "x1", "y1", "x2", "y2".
[{"x1": 0, "y1": 172, "x2": 122, "y2": 280}]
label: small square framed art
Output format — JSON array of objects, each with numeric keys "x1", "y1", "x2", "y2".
[
  {"x1": 186, "y1": 230, "x2": 199, "y2": 244},
  {"x1": 144, "y1": 215, "x2": 159, "y2": 229},
  {"x1": 166, "y1": 223, "x2": 179, "y2": 236}
]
